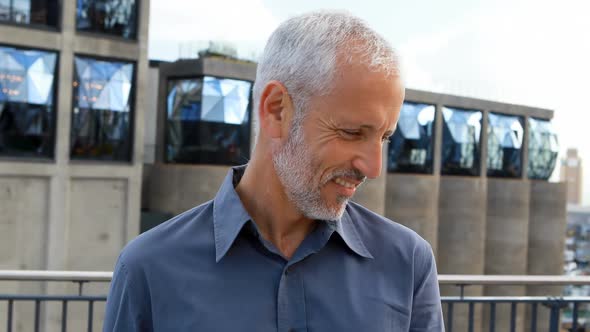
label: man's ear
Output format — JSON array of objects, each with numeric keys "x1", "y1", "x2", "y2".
[{"x1": 258, "y1": 81, "x2": 293, "y2": 139}]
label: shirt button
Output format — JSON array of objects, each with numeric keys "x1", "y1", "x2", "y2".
[{"x1": 285, "y1": 267, "x2": 291, "y2": 275}]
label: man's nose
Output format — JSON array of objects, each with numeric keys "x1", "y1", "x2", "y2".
[{"x1": 352, "y1": 140, "x2": 383, "y2": 180}]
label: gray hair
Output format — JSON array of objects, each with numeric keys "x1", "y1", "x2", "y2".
[{"x1": 253, "y1": 10, "x2": 400, "y2": 130}]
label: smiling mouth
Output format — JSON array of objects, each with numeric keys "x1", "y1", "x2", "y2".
[{"x1": 333, "y1": 177, "x2": 359, "y2": 189}]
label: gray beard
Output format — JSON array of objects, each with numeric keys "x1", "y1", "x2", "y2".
[{"x1": 272, "y1": 120, "x2": 348, "y2": 221}]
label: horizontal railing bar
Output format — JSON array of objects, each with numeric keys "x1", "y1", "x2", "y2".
[
  {"x1": 441, "y1": 296, "x2": 590, "y2": 303},
  {"x1": 0, "y1": 270, "x2": 112, "y2": 282},
  {"x1": 0, "y1": 295, "x2": 107, "y2": 301},
  {"x1": 438, "y1": 275, "x2": 590, "y2": 285},
  {"x1": 2, "y1": 271, "x2": 590, "y2": 286}
]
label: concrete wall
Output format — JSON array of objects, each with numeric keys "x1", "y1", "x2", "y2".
[
  {"x1": 144, "y1": 65, "x2": 160, "y2": 164},
  {"x1": 438, "y1": 176, "x2": 487, "y2": 332},
  {"x1": 148, "y1": 164, "x2": 228, "y2": 215},
  {"x1": 483, "y1": 178, "x2": 530, "y2": 332},
  {"x1": 0, "y1": 0, "x2": 150, "y2": 330},
  {"x1": 385, "y1": 174, "x2": 439, "y2": 253},
  {"x1": 526, "y1": 181, "x2": 567, "y2": 332},
  {"x1": 0, "y1": 177, "x2": 48, "y2": 332}
]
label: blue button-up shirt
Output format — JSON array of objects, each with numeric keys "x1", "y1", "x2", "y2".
[{"x1": 104, "y1": 166, "x2": 444, "y2": 331}]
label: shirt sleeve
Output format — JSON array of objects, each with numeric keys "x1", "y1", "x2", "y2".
[
  {"x1": 410, "y1": 240, "x2": 445, "y2": 332},
  {"x1": 103, "y1": 255, "x2": 152, "y2": 332}
]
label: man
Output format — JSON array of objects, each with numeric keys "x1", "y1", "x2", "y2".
[{"x1": 104, "y1": 10, "x2": 444, "y2": 331}]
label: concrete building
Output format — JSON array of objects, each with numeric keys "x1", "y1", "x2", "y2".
[
  {"x1": 560, "y1": 148, "x2": 584, "y2": 205},
  {"x1": 0, "y1": 0, "x2": 150, "y2": 330}
]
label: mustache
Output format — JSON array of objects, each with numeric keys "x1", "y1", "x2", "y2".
[{"x1": 322, "y1": 169, "x2": 367, "y2": 185}]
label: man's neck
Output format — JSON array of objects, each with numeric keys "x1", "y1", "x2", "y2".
[{"x1": 235, "y1": 154, "x2": 316, "y2": 259}]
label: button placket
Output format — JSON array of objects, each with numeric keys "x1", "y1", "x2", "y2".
[{"x1": 277, "y1": 265, "x2": 307, "y2": 332}]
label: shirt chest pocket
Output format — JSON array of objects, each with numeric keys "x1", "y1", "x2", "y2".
[{"x1": 309, "y1": 300, "x2": 410, "y2": 332}]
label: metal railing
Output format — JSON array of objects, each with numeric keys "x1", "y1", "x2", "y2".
[
  {"x1": 439, "y1": 275, "x2": 590, "y2": 332},
  {"x1": 2, "y1": 271, "x2": 590, "y2": 332},
  {"x1": 0, "y1": 270, "x2": 111, "y2": 332}
]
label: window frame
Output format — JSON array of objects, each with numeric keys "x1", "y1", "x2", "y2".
[
  {"x1": 69, "y1": 53, "x2": 137, "y2": 164},
  {"x1": 387, "y1": 100, "x2": 436, "y2": 175},
  {"x1": 164, "y1": 74, "x2": 254, "y2": 166},
  {"x1": 440, "y1": 105, "x2": 483, "y2": 176},
  {"x1": 486, "y1": 111, "x2": 525, "y2": 178},
  {"x1": 0, "y1": 42, "x2": 60, "y2": 161},
  {"x1": 0, "y1": 0, "x2": 63, "y2": 31},
  {"x1": 74, "y1": 0, "x2": 140, "y2": 41},
  {"x1": 527, "y1": 116, "x2": 558, "y2": 180}
]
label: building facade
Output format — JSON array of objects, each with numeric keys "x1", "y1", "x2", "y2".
[
  {"x1": 560, "y1": 148, "x2": 584, "y2": 205},
  {"x1": 0, "y1": 1, "x2": 150, "y2": 330}
]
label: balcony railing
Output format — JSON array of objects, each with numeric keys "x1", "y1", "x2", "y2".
[{"x1": 2, "y1": 271, "x2": 590, "y2": 332}]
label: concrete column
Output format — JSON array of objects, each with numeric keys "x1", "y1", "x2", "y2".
[
  {"x1": 526, "y1": 181, "x2": 567, "y2": 332},
  {"x1": 483, "y1": 178, "x2": 530, "y2": 332},
  {"x1": 385, "y1": 174, "x2": 439, "y2": 253},
  {"x1": 438, "y1": 176, "x2": 487, "y2": 332},
  {"x1": 148, "y1": 164, "x2": 229, "y2": 215}
]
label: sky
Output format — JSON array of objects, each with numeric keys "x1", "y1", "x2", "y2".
[{"x1": 148, "y1": 0, "x2": 590, "y2": 205}]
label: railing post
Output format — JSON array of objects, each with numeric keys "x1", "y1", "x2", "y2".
[
  {"x1": 543, "y1": 297, "x2": 567, "y2": 332},
  {"x1": 572, "y1": 302, "x2": 579, "y2": 331},
  {"x1": 7, "y1": 299, "x2": 13, "y2": 332}
]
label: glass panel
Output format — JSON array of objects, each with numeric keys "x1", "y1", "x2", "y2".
[
  {"x1": 528, "y1": 117, "x2": 558, "y2": 180},
  {"x1": 0, "y1": 0, "x2": 59, "y2": 26},
  {"x1": 76, "y1": 0, "x2": 137, "y2": 39},
  {"x1": 388, "y1": 102, "x2": 435, "y2": 173},
  {"x1": 441, "y1": 106, "x2": 482, "y2": 176},
  {"x1": 71, "y1": 56, "x2": 134, "y2": 161},
  {"x1": 0, "y1": 45, "x2": 56, "y2": 158},
  {"x1": 486, "y1": 112, "x2": 524, "y2": 178},
  {"x1": 166, "y1": 77, "x2": 252, "y2": 165}
]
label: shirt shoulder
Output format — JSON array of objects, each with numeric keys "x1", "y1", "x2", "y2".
[
  {"x1": 345, "y1": 201, "x2": 434, "y2": 262},
  {"x1": 119, "y1": 200, "x2": 215, "y2": 271}
]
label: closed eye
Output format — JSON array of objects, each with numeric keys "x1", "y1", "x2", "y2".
[{"x1": 339, "y1": 129, "x2": 363, "y2": 140}]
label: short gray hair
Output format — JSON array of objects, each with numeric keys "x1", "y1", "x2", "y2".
[{"x1": 253, "y1": 10, "x2": 400, "y2": 124}]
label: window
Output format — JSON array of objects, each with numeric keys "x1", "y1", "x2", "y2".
[
  {"x1": 486, "y1": 112, "x2": 524, "y2": 178},
  {"x1": 166, "y1": 76, "x2": 252, "y2": 165},
  {"x1": 76, "y1": 0, "x2": 137, "y2": 39},
  {"x1": 0, "y1": 45, "x2": 57, "y2": 158},
  {"x1": 528, "y1": 117, "x2": 558, "y2": 180},
  {"x1": 0, "y1": 0, "x2": 59, "y2": 27},
  {"x1": 441, "y1": 106, "x2": 482, "y2": 176},
  {"x1": 71, "y1": 56, "x2": 135, "y2": 161},
  {"x1": 388, "y1": 102, "x2": 435, "y2": 173}
]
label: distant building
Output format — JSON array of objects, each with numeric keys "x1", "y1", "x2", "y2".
[{"x1": 561, "y1": 148, "x2": 584, "y2": 204}]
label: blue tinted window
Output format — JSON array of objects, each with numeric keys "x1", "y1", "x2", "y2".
[
  {"x1": 76, "y1": 0, "x2": 137, "y2": 39},
  {"x1": 441, "y1": 106, "x2": 482, "y2": 176},
  {"x1": 0, "y1": 0, "x2": 59, "y2": 27},
  {"x1": 487, "y1": 112, "x2": 524, "y2": 178},
  {"x1": 166, "y1": 76, "x2": 252, "y2": 165},
  {"x1": 388, "y1": 102, "x2": 435, "y2": 173},
  {"x1": 71, "y1": 56, "x2": 135, "y2": 161},
  {"x1": 528, "y1": 117, "x2": 558, "y2": 180},
  {"x1": 0, "y1": 45, "x2": 57, "y2": 158}
]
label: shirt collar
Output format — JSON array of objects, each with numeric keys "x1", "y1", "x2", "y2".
[
  {"x1": 335, "y1": 209, "x2": 374, "y2": 259},
  {"x1": 213, "y1": 165, "x2": 252, "y2": 262},
  {"x1": 213, "y1": 165, "x2": 374, "y2": 261}
]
